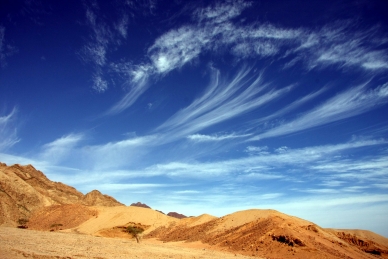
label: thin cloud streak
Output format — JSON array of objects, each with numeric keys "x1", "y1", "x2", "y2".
[
  {"x1": 105, "y1": 65, "x2": 151, "y2": 115},
  {"x1": 252, "y1": 81, "x2": 388, "y2": 141},
  {"x1": 0, "y1": 108, "x2": 20, "y2": 151},
  {"x1": 156, "y1": 67, "x2": 290, "y2": 141},
  {"x1": 118, "y1": 139, "x2": 386, "y2": 180},
  {"x1": 187, "y1": 132, "x2": 250, "y2": 142},
  {"x1": 251, "y1": 86, "x2": 327, "y2": 125},
  {"x1": 296, "y1": 22, "x2": 388, "y2": 71},
  {"x1": 40, "y1": 133, "x2": 84, "y2": 163}
]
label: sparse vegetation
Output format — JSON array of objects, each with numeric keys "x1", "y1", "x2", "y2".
[
  {"x1": 50, "y1": 223, "x2": 63, "y2": 231},
  {"x1": 17, "y1": 218, "x2": 29, "y2": 229},
  {"x1": 125, "y1": 225, "x2": 144, "y2": 243}
]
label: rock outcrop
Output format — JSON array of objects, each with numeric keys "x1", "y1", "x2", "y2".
[
  {"x1": 167, "y1": 212, "x2": 187, "y2": 219},
  {"x1": 83, "y1": 190, "x2": 124, "y2": 207},
  {"x1": 130, "y1": 202, "x2": 151, "y2": 209}
]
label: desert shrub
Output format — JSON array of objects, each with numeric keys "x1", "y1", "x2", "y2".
[
  {"x1": 17, "y1": 218, "x2": 29, "y2": 229},
  {"x1": 50, "y1": 223, "x2": 63, "y2": 231}
]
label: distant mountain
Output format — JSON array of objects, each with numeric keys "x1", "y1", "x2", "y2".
[
  {"x1": 130, "y1": 202, "x2": 151, "y2": 209},
  {"x1": 167, "y1": 212, "x2": 187, "y2": 219},
  {"x1": 0, "y1": 162, "x2": 123, "y2": 227}
]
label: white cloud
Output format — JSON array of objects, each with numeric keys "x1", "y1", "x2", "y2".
[
  {"x1": 80, "y1": 2, "x2": 132, "y2": 92},
  {"x1": 40, "y1": 134, "x2": 84, "y2": 163},
  {"x1": 106, "y1": 3, "x2": 303, "y2": 113},
  {"x1": 92, "y1": 72, "x2": 108, "y2": 92},
  {"x1": 251, "y1": 86, "x2": 327, "y2": 125},
  {"x1": 245, "y1": 145, "x2": 268, "y2": 155},
  {"x1": 115, "y1": 15, "x2": 129, "y2": 38},
  {"x1": 294, "y1": 23, "x2": 388, "y2": 71},
  {"x1": 187, "y1": 133, "x2": 249, "y2": 142},
  {"x1": 194, "y1": 0, "x2": 251, "y2": 24},
  {"x1": 105, "y1": 64, "x2": 153, "y2": 115},
  {"x1": 80, "y1": 135, "x2": 158, "y2": 170},
  {"x1": 116, "y1": 138, "x2": 387, "y2": 180},
  {"x1": 104, "y1": 2, "x2": 387, "y2": 113},
  {"x1": 311, "y1": 156, "x2": 388, "y2": 181},
  {"x1": 275, "y1": 146, "x2": 288, "y2": 153}
]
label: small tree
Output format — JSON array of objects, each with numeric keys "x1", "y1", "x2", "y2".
[{"x1": 125, "y1": 226, "x2": 144, "y2": 243}]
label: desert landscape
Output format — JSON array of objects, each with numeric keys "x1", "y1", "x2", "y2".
[{"x1": 1, "y1": 162, "x2": 388, "y2": 259}]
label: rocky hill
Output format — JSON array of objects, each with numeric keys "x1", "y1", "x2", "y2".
[
  {"x1": 147, "y1": 209, "x2": 388, "y2": 259},
  {"x1": 0, "y1": 162, "x2": 123, "y2": 227}
]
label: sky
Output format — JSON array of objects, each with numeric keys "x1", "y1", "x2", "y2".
[{"x1": 1, "y1": 0, "x2": 388, "y2": 236}]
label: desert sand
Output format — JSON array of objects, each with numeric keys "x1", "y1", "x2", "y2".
[
  {"x1": 2, "y1": 163, "x2": 388, "y2": 259},
  {"x1": 0, "y1": 226, "x2": 255, "y2": 259}
]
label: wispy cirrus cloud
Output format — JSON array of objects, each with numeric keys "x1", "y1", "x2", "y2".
[
  {"x1": 194, "y1": 0, "x2": 252, "y2": 24},
  {"x1": 0, "y1": 26, "x2": 17, "y2": 68},
  {"x1": 105, "y1": 64, "x2": 153, "y2": 115},
  {"x1": 251, "y1": 86, "x2": 327, "y2": 125},
  {"x1": 312, "y1": 156, "x2": 388, "y2": 181},
  {"x1": 115, "y1": 138, "x2": 386, "y2": 180},
  {"x1": 155, "y1": 67, "x2": 290, "y2": 141},
  {"x1": 292, "y1": 22, "x2": 388, "y2": 71},
  {"x1": 40, "y1": 133, "x2": 84, "y2": 163},
  {"x1": 252, "y1": 81, "x2": 388, "y2": 141},
  {"x1": 0, "y1": 108, "x2": 20, "y2": 151},
  {"x1": 107, "y1": 1, "x2": 388, "y2": 114},
  {"x1": 80, "y1": 1, "x2": 130, "y2": 92}
]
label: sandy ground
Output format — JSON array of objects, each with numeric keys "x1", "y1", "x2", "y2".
[{"x1": 0, "y1": 227, "x2": 260, "y2": 259}]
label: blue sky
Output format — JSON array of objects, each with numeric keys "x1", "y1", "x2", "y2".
[{"x1": 1, "y1": 0, "x2": 388, "y2": 236}]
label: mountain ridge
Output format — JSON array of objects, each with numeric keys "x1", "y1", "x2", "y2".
[
  {"x1": 0, "y1": 162, "x2": 123, "y2": 227},
  {"x1": 1, "y1": 162, "x2": 388, "y2": 259}
]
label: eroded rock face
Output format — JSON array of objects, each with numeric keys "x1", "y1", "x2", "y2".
[
  {"x1": 83, "y1": 190, "x2": 124, "y2": 207},
  {"x1": 0, "y1": 162, "x2": 123, "y2": 227},
  {"x1": 335, "y1": 231, "x2": 387, "y2": 256}
]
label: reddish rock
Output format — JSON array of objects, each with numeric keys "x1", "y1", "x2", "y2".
[{"x1": 167, "y1": 212, "x2": 187, "y2": 219}]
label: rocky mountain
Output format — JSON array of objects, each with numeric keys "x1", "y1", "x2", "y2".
[
  {"x1": 130, "y1": 202, "x2": 151, "y2": 209},
  {"x1": 0, "y1": 162, "x2": 123, "y2": 227},
  {"x1": 167, "y1": 212, "x2": 188, "y2": 219}
]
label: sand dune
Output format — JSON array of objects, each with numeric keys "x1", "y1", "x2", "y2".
[{"x1": 75, "y1": 206, "x2": 179, "y2": 235}]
